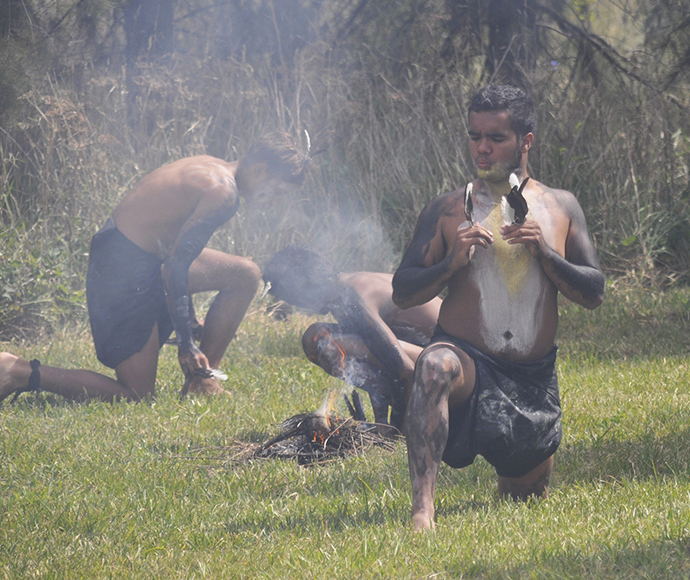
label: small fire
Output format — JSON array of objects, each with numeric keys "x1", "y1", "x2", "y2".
[
  {"x1": 311, "y1": 329, "x2": 350, "y2": 444},
  {"x1": 310, "y1": 377, "x2": 346, "y2": 445}
]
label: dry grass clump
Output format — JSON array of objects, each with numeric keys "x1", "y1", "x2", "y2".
[{"x1": 184, "y1": 412, "x2": 400, "y2": 467}]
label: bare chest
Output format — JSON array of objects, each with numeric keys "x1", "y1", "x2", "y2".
[{"x1": 441, "y1": 194, "x2": 565, "y2": 357}]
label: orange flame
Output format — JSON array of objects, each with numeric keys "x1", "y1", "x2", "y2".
[{"x1": 311, "y1": 329, "x2": 351, "y2": 444}]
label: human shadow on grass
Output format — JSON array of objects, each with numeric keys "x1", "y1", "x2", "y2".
[
  {"x1": 555, "y1": 427, "x2": 690, "y2": 486},
  {"x1": 222, "y1": 497, "x2": 411, "y2": 534},
  {"x1": 4, "y1": 391, "x2": 75, "y2": 410},
  {"x1": 445, "y1": 535, "x2": 690, "y2": 579}
]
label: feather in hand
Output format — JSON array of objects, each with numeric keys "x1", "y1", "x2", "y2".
[
  {"x1": 464, "y1": 182, "x2": 474, "y2": 225},
  {"x1": 506, "y1": 175, "x2": 529, "y2": 224}
]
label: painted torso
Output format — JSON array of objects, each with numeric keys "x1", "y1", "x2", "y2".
[{"x1": 438, "y1": 182, "x2": 565, "y2": 361}]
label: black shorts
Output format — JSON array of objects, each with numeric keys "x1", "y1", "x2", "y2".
[
  {"x1": 432, "y1": 330, "x2": 562, "y2": 478},
  {"x1": 86, "y1": 218, "x2": 174, "y2": 369}
]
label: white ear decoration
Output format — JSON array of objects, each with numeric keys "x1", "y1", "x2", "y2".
[
  {"x1": 261, "y1": 280, "x2": 272, "y2": 299},
  {"x1": 304, "y1": 129, "x2": 312, "y2": 161}
]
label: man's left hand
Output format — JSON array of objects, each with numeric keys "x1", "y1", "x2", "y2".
[{"x1": 501, "y1": 219, "x2": 550, "y2": 259}]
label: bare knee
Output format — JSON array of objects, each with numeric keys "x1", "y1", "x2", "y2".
[
  {"x1": 413, "y1": 346, "x2": 475, "y2": 408},
  {"x1": 415, "y1": 348, "x2": 463, "y2": 392},
  {"x1": 302, "y1": 324, "x2": 322, "y2": 361},
  {"x1": 497, "y1": 455, "x2": 554, "y2": 501},
  {"x1": 201, "y1": 255, "x2": 261, "y2": 296},
  {"x1": 114, "y1": 374, "x2": 156, "y2": 402},
  {"x1": 231, "y1": 258, "x2": 261, "y2": 296},
  {"x1": 302, "y1": 323, "x2": 338, "y2": 366}
]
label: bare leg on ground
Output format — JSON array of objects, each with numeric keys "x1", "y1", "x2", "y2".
[
  {"x1": 185, "y1": 249, "x2": 261, "y2": 395},
  {"x1": 0, "y1": 324, "x2": 161, "y2": 403},
  {"x1": 405, "y1": 344, "x2": 475, "y2": 531}
]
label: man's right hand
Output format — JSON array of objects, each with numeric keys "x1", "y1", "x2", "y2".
[
  {"x1": 177, "y1": 342, "x2": 209, "y2": 378},
  {"x1": 449, "y1": 221, "x2": 494, "y2": 270}
]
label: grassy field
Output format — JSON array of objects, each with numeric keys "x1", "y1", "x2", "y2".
[{"x1": 1, "y1": 283, "x2": 689, "y2": 579}]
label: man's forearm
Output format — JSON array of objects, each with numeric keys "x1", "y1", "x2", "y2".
[
  {"x1": 162, "y1": 215, "x2": 221, "y2": 349},
  {"x1": 539, "y1": 248, "x2": 605, "y2": 309},
  {"x1": 392, "y1": 257, "x2": 455, "y2": 309},
  {"x1": 169, "y1": 293, "x2": 195, "y2": 350},
  {"x1": 334, "y1": 289, "x2": 408, "y2": 382},
  {"x1": 163, "y1": 260, "x2": 195, "y2": 350}
]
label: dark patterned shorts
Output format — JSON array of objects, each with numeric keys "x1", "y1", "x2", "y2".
[
  {"x1": 431, "y1": 329, "x2": 562, "y2": 478},
  {"x1": 86, "y1": 218, "x2": 174, "y2": 369}
]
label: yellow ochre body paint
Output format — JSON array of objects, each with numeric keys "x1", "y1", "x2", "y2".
[{"x1": 485, "y1": 203, "x2": 531, "y2": 296}]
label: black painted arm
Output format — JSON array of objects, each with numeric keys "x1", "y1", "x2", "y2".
[
  {"x1": 162, "y1": 217, "x2": 218, "y2": 352},
  {"x1": 393, "y1": 192, "x2": 492, "y2": 309},
  {"x1": 162, "y1": 201, "x2": 235, "y2": 353},
  {"x1": 539, "y1": 194, "x2": 605, "y2": 309},
  {"x1": 333, "y1": 287, "x2": 407, "y2": 379}
]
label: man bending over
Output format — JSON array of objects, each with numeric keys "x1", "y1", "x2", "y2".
[
  {"x1": 392, "y1": 85, "x2": 605, "y2": 530},
  {"x1": 262, "y1": 245, "x2": 441, "y2": 427},
  {"x1": 0, "y1": 133, "x2": 308, "y2": 403}
]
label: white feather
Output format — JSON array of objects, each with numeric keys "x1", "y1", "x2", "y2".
[{"x1": 501, "y1": 196, "x2": 514, "y2": 225}]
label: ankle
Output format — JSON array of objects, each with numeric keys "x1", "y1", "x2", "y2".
[{"x1": 411, "y1": 508, "x2": 435, "y2": 531}]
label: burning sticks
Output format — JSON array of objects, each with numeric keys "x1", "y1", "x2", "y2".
[
  {"x1": 255, "y1": 410, "x2": 400, "y2": 465},
  {"x1": 251, "y1": 383, "x2": 400, "y2": 465},
  {"x1": 183, "y1": 391, "x2": 401, "y2": 468}
]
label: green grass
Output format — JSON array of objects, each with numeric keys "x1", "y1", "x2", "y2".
[{"x1": 1, "y1": 286, "x2": 690, "y2": 579}]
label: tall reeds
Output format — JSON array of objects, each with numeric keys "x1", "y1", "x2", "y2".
[{"x1": 0, "y1": 3, "x2": 688, "y2": 338}]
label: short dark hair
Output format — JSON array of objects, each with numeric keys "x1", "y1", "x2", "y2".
[
  {"x1": 468, "y1": 85, "x2": 536, "y2": 139},
  {"x1": 262, "y1": 244, "x2": 340, "y2": 310},
  {"x1": 239, "y1": 132, "x2": 309, "y2": 185}
]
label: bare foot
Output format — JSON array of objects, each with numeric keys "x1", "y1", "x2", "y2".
[
  {"x1": 0, "y1": 353, "x2": 22, "y2": 403},
  {"x1": 411, "y1": 511, "x2": 435, "y2": 531},
  {"x1": 186, "y1": 376, "x2": 231, "y2": 396}
]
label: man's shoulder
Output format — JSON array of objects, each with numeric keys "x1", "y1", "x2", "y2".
[
  {"x1": 344, "y1": 272, "x2": 393, "y2": 302},
  {"x1": 420, "y1": 188, "x2": 465, "y2": 220},
  {"x1": 173, "y1": 155, "x2": 234, "y2": 174},
  {"x1": 531, "y1": 180, "x2": 583, "y2": 217},
  {"x1": 435, "y1": 187, "x2": 466, "y2": 204},
  {"x1": 172, "y1": 157, "x2": 237, "y2": 197}
]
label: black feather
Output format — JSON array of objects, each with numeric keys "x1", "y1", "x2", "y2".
[{"x1": 506, "y1": 177, "x2": 529, "y2": 224}]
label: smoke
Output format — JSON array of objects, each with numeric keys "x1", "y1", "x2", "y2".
[
  {"x1": 225, "y1": 188, "x2": 399, "y2": 275},
  {"x1": 302, "y1": 197, "x2": 397, "y2": 273}
]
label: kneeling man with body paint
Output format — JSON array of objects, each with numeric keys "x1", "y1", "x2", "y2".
[
  {"x1": 392, "y1": 85, "x2": 605, "y2": 530},
  {"x1": 0, "y1": 133, "x2": 308, "y2": 403},
  {"x1": 262, "y1": 245, "x2": 441, "y2": 428}
]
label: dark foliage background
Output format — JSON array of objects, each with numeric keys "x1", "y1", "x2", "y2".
[{"x1": 1, "y1": 0, "x2": 689, "y2": 338}]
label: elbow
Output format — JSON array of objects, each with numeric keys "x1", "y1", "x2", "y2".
[
  {"x1": 583, "y1": 293, "x2": 604, "y2": 310},
  {"x1": 392, "y1": 269, "x2": 430, "y2": 309},
  {"x1": 391, "y1": 274, "x2": 409, "y2": 309},
  {"x1": 392, "y1": 284, "x2": 416, "y2": 310},
  {"x1": 391, "y1": 288, "x2": 408, "y2": 309},
  {"x1": 583, "y1": 277, "x2": 605, "y2": 310}
]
